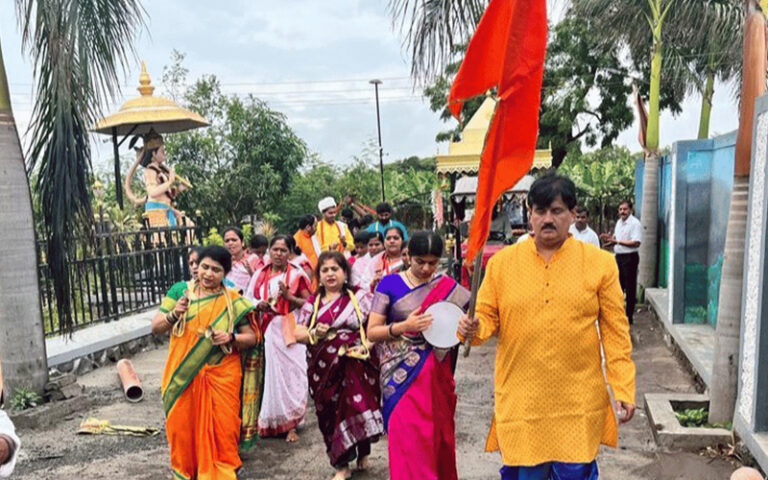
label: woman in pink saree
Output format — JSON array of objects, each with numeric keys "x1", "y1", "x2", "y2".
[
  {"x1": 295, "y1": 251, "x2": 384, "y2": 480},
  {"x1": 245, "y1": 234, "x2": 311, "y2": 443},
  {"x1": 367, "y1": 231, "x2": 470, "y2": 480}
]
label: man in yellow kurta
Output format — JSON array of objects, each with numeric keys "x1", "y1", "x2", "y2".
[
  {"x1": 459, "y1": 173, "x2": 636, "y2": 480},
  {"x1": 312, "y1": 197, "x2": 354, "y2": 256}
]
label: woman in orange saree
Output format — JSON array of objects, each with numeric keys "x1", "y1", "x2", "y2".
[{"x1": 152, "y1": 246, "x2": 261, "y2": 480}]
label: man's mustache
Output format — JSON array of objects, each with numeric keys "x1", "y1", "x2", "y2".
[{"x1": 542, "y1": 224, "x2": 556, "y2": 230}]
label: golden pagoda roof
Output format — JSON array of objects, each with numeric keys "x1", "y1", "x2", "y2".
[
  {"x1": 93, "y1": 62, "x2": 209, "y2": 136},
  {"x1": 436, "y1": 96, "x2": 552, "y2": 175}
]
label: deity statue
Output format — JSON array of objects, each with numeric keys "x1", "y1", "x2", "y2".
[{"x1": 124, "y1": 130, "x2": 193, "y2": 228}]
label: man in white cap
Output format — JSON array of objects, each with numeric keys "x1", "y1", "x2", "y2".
[
  {"x1": 0, "y1": 362, "x2": 20, "y2": 477},
  {"x1": 313, "y1": 196, "x2": 354, "y2": 255}
]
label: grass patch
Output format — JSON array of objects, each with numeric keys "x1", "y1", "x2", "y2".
[
  {"x1": 675, "y1": 407, "x2": 732, "y2": 430},
  {"x1": 10, "y1": 387, "x2": 42, "y2": 411}
]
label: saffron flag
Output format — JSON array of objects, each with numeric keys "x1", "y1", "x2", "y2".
[{"x1": 449, "y1": 0, "x2": 548, "y2": 262}]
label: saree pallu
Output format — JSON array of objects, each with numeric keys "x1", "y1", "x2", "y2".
[
  {"x1": 361, "y1": 252, "x2": 404, "y2": 292},
  {"x1": 245, "y1": 262, "x2": 310, "y2": 437},
  {"x1": 245, "y1": 262, "x2": 311, "y2": 333},
  {"x1": 350, "y1": 253, "x2": 373, "y2": 288},
  {"x1": 256, "y1": 314, "x2": 308, "y2": 437},
  {"x1": 297, "y1": 291, "x2": 384, "y2": 466},
  {"x1": 159, "y1": 286, "x2": 260, "y2": 480},
  {"x1": 371, "y1": 274, "x2": 470, "y2": 480},
  {"x1": 239, "y1": 341, "x2": 264, "y2": 451},
  {"x1": 226, "y1": 256, "x2": 257, "y2": 294}
]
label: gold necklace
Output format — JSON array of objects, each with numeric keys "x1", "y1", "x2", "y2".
[
  {"x1": 405, "y1": 269, "x2": 430, "y2": 288},
  {"x1": 323, "y1": 290, "x2": 342, "y2": 303},
  {"x1": 194, "y1": 284, "x2": 222, "y2": 336},
  {"x1": 199, "y1": 284, "x2": 222, "y2": 296},
  {"x1": 323, "y1": 290, "x2": 343, "y2": 324}
]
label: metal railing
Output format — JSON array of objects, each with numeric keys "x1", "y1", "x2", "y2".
[{"x1": 37, "y1": 214, "x2": 200, "y2": 337}]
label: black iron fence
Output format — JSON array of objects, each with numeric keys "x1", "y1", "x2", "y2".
[{"x1": 37, "y1": 214, "x2": 200, "y2": 337}]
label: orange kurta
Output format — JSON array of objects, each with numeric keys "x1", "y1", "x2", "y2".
[
  {"x1": 160, "y1": 287, "x2": 255, "y2": 480},
  {"x1": 293, "y1": 230, "x2": 318, "y2": 268},
  {"x1": 470, "y1": 237, "x2": 635, "y2": 466}
]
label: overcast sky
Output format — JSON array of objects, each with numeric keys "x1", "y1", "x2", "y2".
[{"x1": 0, "y1": 0, "x2": 740, "y2": 172}]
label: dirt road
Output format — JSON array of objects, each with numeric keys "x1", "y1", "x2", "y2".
[{"x1": 11, "y1": 310, "x2": 737, "y2": 479}]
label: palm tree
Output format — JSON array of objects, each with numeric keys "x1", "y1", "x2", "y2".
[
  {"x1": 660, "y1": 2, "x2": 742, "y2": 139},
  {"x1": 709, "y1": 0, "x2": 765, "y2": 424},
  {"x1": 0, "y1": 38, "x2": 48, "y2": 396},
  {"x1": 388, "y1": 0, "x2": 487, "y2": 82},
  {"x1": 573, "y1": 0, "x2": 681, "y2": 292},
  {"x1": 573, "y1": 0, "x2": 740, "y2": 291},
  {"x1": 389, "y1": 0, "x2": 686, "y2": 292},
  {"x1": 0, "y1": 0, "x2": 145, "y2": 394}
]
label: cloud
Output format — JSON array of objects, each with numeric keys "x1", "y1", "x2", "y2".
[
  {"x1": 222, "y1": 0, "x2": 394, "y2": 51},
  {"x1": 3, "y1": 0, "x2": 742, "y2": 175}
]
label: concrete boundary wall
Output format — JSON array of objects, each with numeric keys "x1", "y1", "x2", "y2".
[
  {"x1": 667, "y1": 133, "x2": 736, "y2": 326},
  {"x1": 45, "y1": 310, "x2": 166, "y2": 376},
  {"x1": 735, "y1": 94, "x2": 768, "y2": 473}
]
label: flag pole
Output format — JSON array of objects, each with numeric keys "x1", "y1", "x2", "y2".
[{"x1": 462, "y1": 248, "x2": 485, "y2": 357}]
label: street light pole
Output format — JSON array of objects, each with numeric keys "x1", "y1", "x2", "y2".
[{"x1": 370, "y1": 79, "x2": 385, "y2": 202}]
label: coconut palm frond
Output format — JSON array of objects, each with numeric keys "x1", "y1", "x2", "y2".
[
  {"x1": 16, "y1": 0, "x2": 145, "y2": 335},
  {"x1": 574, "y1": 0, "x2": 743, "y2": 103},
  {"x1": 573, "y1": 0, "x2": 652, "y2": 53},
  {"x1": 665, "y1": 0, "x2": 744, "y2": 96},
  {"x1": 388, "y1": 0, "x2": 487, "y2": 83}
]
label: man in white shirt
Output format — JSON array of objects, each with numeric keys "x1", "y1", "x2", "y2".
[
  {"x1": 568, "y1": 206, "x2": 601, "y2": 248},
  {"x1": 0, "y1": 363, "x2": 20, "y2": 478},
  {"x1": 600, "y1": 200, "x2": 642, "y2": 324}
]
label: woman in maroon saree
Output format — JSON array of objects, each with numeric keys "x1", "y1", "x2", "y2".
[
  {"x1": 295, "y1": 251, "x2": 384, "y2": 480},
  {"x1": 367, "y1": 231, "x2": 470, "y2": 480}
]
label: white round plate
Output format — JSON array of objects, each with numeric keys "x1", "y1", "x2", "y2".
[{"x1": 423, "y1": 301, "x2": 464, "y2": 348}]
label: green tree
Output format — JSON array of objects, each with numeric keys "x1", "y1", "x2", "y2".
[
  {"x1": 574, "y1": 0, "x2": 741, "y2": 290},
  {"x1": 423, "y1": 13, "x2": 637, "y2": 168},
  {"x1": 655, "y1": 1, "x2": 742, "y2": 138},
  {"x1": 573, "y1": 0, "x2": 673, "y2": 291},
  {"x1": 559, "y1": 147, "x2": 637, "y2": 232},
  {"x1": 0, "y1": 0, "x2": 145, "y2": 394},
  {"x1": 274, "y1": 156, "x2": 342, "y2": 231},
  {"x1": 163, "y1": 71, "x2": 308, "y2": 228},
  {"x1": 539, "y1": 14, "x2": 635, "y2": 167},
  {"x1": 274, "y1": 148, "x2": 438, "y2": 233}
]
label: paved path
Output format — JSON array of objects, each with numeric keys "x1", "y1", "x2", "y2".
[{"x1": 11, "y1": 310, "x2": 738, "y2": 479}]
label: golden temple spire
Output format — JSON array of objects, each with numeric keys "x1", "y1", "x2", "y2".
[{"x1": 137, "y1": 61, "x2": 155, "y2": 97}]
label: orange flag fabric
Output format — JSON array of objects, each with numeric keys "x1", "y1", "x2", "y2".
[{"x1": 449, "y1": 0, "x2": 548, "y2": 262}]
